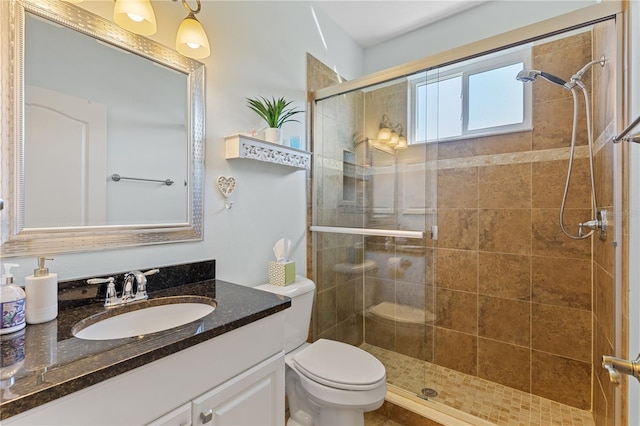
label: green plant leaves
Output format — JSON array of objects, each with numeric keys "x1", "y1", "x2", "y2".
[{"x1": 246, "y1": 96, "x2": 302, "y2": 128}]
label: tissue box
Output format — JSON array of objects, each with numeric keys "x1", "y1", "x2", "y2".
[{"x1": 269, "y1": 261, "x2": 295, "y2": 286}]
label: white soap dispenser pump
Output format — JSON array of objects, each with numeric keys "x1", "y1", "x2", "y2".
[
  {"x1": 0, "y1": 263, "x2": 26, "y2": 334},
  {"x1": 25, "y1": 257, "x2": 58, "y2": 324}
]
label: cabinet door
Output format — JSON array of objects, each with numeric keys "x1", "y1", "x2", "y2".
[
  {"x1": 146, "y1": 403, "x2": 191, "y2": 426},
  {"x1": 192, "y1": 352, "x2": 284, "y2": 426}
]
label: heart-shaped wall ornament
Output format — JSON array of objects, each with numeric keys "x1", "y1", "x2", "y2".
[{"x1": 217, "y1": 176, "x2": 236, "y2": 198}]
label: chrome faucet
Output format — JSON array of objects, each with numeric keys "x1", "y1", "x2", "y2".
[{"x1": 87, "y1": 268, "x2": 160, "y2": 307}]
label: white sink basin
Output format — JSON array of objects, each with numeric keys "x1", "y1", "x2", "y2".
[{"x1": 73, "y1": 296, "x2": 216, "y2": 340}]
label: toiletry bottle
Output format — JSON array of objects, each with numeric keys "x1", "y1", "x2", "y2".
[
  {"x1": 0, "y1": 263, "x2": 26, "y2": 335},
  {"x1": 25, "y1": 257, "x2": 58, "y2": 324}
]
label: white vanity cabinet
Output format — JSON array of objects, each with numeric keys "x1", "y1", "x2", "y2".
[
  {"x1": 148, "y1": 352, "x2": 283, "y2": 426},
  {"x1": 148, "y1": 402, "x2": 191, "y2": 426},
  {"x1": 4, "y1": 312, "x2": 286, "y2": 426}
]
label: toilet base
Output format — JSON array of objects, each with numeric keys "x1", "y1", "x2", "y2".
[
  {"x1": 287, "y1": 407, "x2": 366, "y2": 426},
  {"x1": 285, "y1": 361, "x2": 385, "y2": 426}
]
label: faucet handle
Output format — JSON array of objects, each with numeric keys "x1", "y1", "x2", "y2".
[
  {"x1": 86, "y1": 276, "x2": 114, "y2": 285},
  {"x1": 143, "y1": 268, "x2": 160, "y2": 277},
  {"x1": 87, "y1": 277, "x2": 117, "y2": 307},
  {"x1": 134, "y1": 269, "x2": 159, "y2": 299}
]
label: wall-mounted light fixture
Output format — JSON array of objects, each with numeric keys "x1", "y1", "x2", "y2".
[
  {"x1": 376, "y1": 115, "x2": 408, "y2": 150},
  {"x1": 113, "y1": 0, "x2": 157, "y2": 35},
  {"x1": 394, "y1": 124, "x2": 407, "y2": 150},
  {"x1": 111, "y1": 0, "x2": 210, "y2": 59},
  {"x1": 377, "y1": 114, "x2": 393, "y2": 144}
]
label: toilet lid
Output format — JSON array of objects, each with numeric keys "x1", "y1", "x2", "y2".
[{"x1": 293, "y1": 339, "x2": 386, "y2": 390}]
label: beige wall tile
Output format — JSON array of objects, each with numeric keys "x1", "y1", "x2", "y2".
[
  {"x1": 364, "y1": 314, "x2": 395, "y2": 351},
  {"x1": 436, "y1": 249, "x2": 478, "y2": 292},
  {"x1": 476, "y1": 131, "x2": 532, "y2": 156},
  {"x1": 478, "y1": 338, "x2": 530, "y2": 392},
  {"x1": 479, "y1": 209, "x2": 532, "y2": 255},
  {"x1": 532, "y1": 158, "x2": 592, "y2": 209},
  {"x1": 596, "y1": 264, "x2": 615, "y2": 346},
  {"x1": 436, "y1": 288, "x2": 478, "y2": 334},
  {"x1": 478, "y1": 295, "x2": 530, "y2": 346},
  {"x1": 437, "y1": 209, "x2": 479, "y2": 250},
  {"x1": 531, "y1": 208, "x2": 591, "y2": 259},
  {"x1": 594, "y1": 319, "x2": 615, "y2": 412},
  {"x1": 532, "y1": 97, "x2": 587, "y2": 151},
  {"x1": 437, "y1": 139, "x2": 477, "y2": 160},
  {"x1": 478, "y1": 163, "x2": 531, "y2": 209},
  {"x1": 316, "y1": 288, "x2": 337, "y2": 335},
  {"x1": 438, "y1": 167, "x2": 478, "y2": 208},
  {"x1": 531, "y1": 303, "x2": 591, "y2": 362},
  {"x1": 336, "y1": 314, "x2": 363, "y2": 347},
  {"x1": 336, "y1": 279, "x2": 357, "y2": 322},
  {"x1": 478, "y1": 252, "x2": 531, "y2": 300},
  {"x1": 531, "y1": 350, "x2": 591, "y2": 409},
  {"x1": 531, "y1": 255, "x2": 591, "y2": 310},
  {"x1": 435, "y1": 327, "x2": 478, "y2": 376}
]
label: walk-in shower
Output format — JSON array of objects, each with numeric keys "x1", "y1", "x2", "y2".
[
  {"x1": 311, "y1": 18, "x2": 618, "y2": 426},
  {"x1": 516, "y1": 58, "x2": 607, "y2": 240}
]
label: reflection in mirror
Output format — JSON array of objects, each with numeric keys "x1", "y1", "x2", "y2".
[
  {"x1": 0, "y1": 0, "x2": 205, "y2": 256},
  {"x1": 25, "y1": 13, "x2": 189, "y2": 227}
]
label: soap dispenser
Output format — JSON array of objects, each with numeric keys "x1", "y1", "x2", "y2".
[
  {"x1": 25, "y1": 257, "x2": 58, "y2": 324},
  {"x1": 0, "y1": 263, "x2": 26, "y2": 334}
]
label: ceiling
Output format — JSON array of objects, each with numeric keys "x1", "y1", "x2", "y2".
[{"x1": 313, "y1": 1, "x2": 490, "y2": 48}]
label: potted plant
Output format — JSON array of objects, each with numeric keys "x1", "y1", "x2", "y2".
[{"x1": 246, "y1": 96, "x2": 303, "y2": 144}]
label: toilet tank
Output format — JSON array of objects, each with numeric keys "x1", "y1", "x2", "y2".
[{"x1": 254, "y1": 277, "x2": 315, "y2": 353}]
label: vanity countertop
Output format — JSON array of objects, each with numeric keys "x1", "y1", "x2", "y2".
[{"x1": 0, "y1": 277, "x2": 290, "y2": 420}]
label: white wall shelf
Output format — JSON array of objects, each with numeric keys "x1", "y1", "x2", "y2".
[{"x1": 225, "y1": 134, "x2": 311, "y2": 170}]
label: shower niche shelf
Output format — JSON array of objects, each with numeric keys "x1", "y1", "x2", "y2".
[{"x1": 225, "y1": 134, "x2": 311, "y2": 170}]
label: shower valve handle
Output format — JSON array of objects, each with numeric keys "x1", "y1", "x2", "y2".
[{"x1": 578, "y1": 210, "x2": 608, "y2": 239}]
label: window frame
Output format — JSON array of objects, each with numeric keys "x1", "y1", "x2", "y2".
[{"x1": 408, "y1": 46, "x2": 532, "y2": 144}]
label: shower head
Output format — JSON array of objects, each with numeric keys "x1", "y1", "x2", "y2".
[{"x1": 516, "y1": 69, "x2": 570, "y2": 90}]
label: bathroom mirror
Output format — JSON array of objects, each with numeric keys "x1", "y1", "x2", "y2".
[{"x1": 0, "y1": 0, "x2": 205, "y2": 256}]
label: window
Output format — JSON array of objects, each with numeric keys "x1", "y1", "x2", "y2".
[{"x1": 409, "y1": 47, "x2": 531, "y2": 144}]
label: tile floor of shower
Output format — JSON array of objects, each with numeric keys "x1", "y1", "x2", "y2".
[{"x1": 360, "y1": 343, "x2": 595, "y2": 426}]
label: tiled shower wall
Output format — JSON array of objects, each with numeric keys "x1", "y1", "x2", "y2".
[
  {"x1": 419, "y1": 31, "x2": 596, "y2": 410},
  {"x1": 310, "y1": 21, "x2": 620, "y2": 418}
]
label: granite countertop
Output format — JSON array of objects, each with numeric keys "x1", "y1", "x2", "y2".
[{"x1": 0, "y1": 271, "x2": 291, "y2": 420}]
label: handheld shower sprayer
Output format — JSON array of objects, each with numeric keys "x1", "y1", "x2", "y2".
[
  {"x1": 516, "y1": 57, "x2": 608, "y2": 240},
  {"x1": 515, "y1": 69, "x2": 570, "y2": 90}
]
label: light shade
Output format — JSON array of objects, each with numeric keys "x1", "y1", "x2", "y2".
[
  {"x1": 176, "y1": 14, "x2": 211, "y2": 59},
  {"x1": 113, "y1": 0, "x2": 157, "y2": 35},
  {"x1": 377, "y1": 127, "x2": 391, "y2": 143},
  {"x1": 395, "y1": 136, "x2": 408, "y2": 150},
  {"x1": 388, "y1": 131, "x2": 399, "y2": 146},
  {"x1": 62, "y1": 0, "x2": 84, "y2": 3}
]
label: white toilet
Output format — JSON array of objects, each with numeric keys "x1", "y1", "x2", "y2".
[{"x1": 255, "y1": 277, "x2": 387, "y2": 426}]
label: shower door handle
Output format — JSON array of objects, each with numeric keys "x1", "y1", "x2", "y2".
[
  {"x1": 602, "y1": 354, "x2": 640, "y2": 384},
  {"x1": 430, "y1": 225, "x2": 438, "y2": 240}
]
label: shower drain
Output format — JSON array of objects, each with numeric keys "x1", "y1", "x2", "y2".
[{"x1": 418, "y1": 388, "x2": 439, "y2": 400}]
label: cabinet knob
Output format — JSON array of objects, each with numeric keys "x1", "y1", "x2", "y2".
[{"x1": 200, "y1": 409, "x2": 213, "y2": 424}]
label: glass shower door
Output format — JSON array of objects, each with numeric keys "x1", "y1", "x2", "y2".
[{"x1": 312, "y1": 75, "x2": 434, "y2": 401}]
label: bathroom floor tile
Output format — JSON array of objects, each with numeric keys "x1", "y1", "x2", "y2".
[{"x1": 360, "y1": 343, "x2": 595, "y2": 426}]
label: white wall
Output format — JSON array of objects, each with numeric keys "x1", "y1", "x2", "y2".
[
  {"x1": 6, "y1": 1, "x2": 363, "y2": 286},
  {"x1": 363, "y1": 0, "x2": 598, "y2": 74}
]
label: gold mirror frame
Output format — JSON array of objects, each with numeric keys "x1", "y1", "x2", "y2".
[{"x1": 0, "y1": 0, "x2": 205, "y2": 257}]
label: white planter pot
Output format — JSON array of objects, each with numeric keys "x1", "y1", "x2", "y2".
[{"x1": 264, "y1": 128, "x2": 282, "y2": 145}]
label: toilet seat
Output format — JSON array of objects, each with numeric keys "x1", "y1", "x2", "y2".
[{"x1": 293, "y1": 339, "x2": 386, "y2": 391}]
